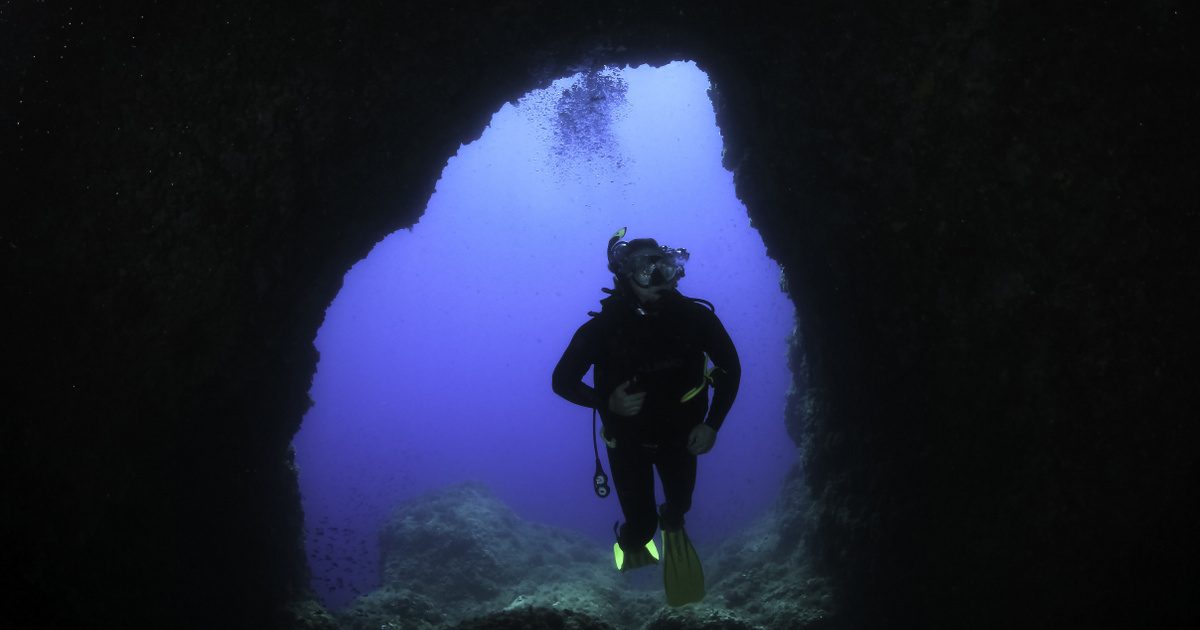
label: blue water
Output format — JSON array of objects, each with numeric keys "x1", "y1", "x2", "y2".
[{"x1": 292, "y1": 61, "x2": 798, "y2": 609}]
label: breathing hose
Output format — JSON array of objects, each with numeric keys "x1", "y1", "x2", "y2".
[{"x1": 592, "y1": 407, "x2": 610, "y2": 498}]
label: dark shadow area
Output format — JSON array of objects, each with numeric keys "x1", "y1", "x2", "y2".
[{"x1": 4, "y1": 3, "x2": 1197, "y2": 629}]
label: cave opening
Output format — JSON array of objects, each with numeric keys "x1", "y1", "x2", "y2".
[{"x1": 291, "y1": 61, "x2": 801, "y2": 613}]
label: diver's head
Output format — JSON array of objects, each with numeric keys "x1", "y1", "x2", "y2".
[{"x1": 606, "y1": 228, "x2": 690, "y2": 304}]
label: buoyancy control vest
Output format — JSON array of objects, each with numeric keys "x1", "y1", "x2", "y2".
[{"x1": 589, "y1": 289, "x2": 714, "y2": 443}]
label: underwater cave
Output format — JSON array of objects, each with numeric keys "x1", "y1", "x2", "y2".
[
  {"x1": 293, "y1": 62, "x2": 804, "y2": 620},
  {"x1": 6, "y1": 3, "x2": 1196, "y2": 630}
]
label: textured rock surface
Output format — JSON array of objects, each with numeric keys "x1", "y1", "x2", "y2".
[
  {"x1": 341, "y1": 482, "x2": 649, "y2": 629},
  {"x1": 4, "y1": 2, "x2": 1196, "y2": 629},
  {"x1": 332, "y1": 482, "x2": 827, "y2": 630}
]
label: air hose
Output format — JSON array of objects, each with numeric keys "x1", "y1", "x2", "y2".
[{"x1": 592, "y1": 407, "x2": 610, "y2": 498}]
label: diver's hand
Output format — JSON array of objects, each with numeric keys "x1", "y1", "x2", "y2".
[
  {"x1": 687, "y1": 424, "x2": 717, "y2": 455},
  {"x1": 608, "y1": 380, "x2": 645, "y2": 417}
]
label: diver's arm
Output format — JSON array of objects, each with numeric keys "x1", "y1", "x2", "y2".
[
  {"x1": 703, "y1": 311, "x2": 741, "y2": 431},
  {"x1": 552, "y1": 320, "x2": 601, "y2": 409}
]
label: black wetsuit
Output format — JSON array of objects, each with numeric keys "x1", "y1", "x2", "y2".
[{"x1": 552, "y1": 289, "x2": 740, "y2": 551}]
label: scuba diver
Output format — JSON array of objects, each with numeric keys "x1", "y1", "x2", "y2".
[{"x1": 552, "y1": 227, "x2": 741, "y2": 606}]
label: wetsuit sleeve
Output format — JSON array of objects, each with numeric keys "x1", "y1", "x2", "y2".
[
  {"x1": 552, "y1": 319, "x2": 601, "y2": 409},
  {"x1": 703, "y1": 310, "x2": 740, "y2": 431}
]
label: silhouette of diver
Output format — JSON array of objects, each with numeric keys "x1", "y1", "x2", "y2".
[{"x1": 553, "y1": 227, "x2": 740, "y2": 606}]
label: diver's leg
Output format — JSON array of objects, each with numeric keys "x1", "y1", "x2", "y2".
[
  {"x1": 655, "y1": 441, "x2": 697, "y2": 530},
  {"x1": 656, "y1": 440, "x2": 705, "y2": 605},
  {"x1": 608, "y1": 443, "x2": 659, "y2": 550}
]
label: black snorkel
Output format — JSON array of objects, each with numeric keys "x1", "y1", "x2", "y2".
[{"x1": 606, "y1": 226, "x2": 628, "y2": 270}]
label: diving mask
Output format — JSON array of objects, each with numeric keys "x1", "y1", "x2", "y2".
[
  {"x1": 622, "y1": 249, "x2": 689, "y2": 287},
  {"x1": 606, "y1": 227, "x2": 690, "y2": 287}
]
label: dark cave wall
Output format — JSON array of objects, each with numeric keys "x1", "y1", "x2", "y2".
[
  {"x1": 760, "y1": 4, "x2": 1200, "y2": 627},
  {"x1": 4, "y1": 2, "x2": 1196, "y2": 629}
]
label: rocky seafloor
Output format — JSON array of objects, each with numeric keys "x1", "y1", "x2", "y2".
[{"x1": 289, "y1": 476, "x2": 830, "y2": 630}]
